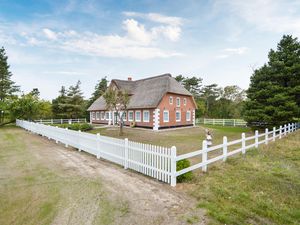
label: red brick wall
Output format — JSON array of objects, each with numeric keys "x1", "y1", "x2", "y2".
[{"x1": 157, "y1": 93, "x2": 196, "y2": 128}]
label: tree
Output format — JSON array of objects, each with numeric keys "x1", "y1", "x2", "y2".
[
  {"x1": 175, "y1": 75, "x2": 202, "y2": 97},
  {"x1": 200, "y1": 84, "x2": 221, "y2": 116},
  {"x1": 103, "y1": 88, "x2": 129, "y2": 136},
  {"x1": 65, "y1": 81, "x2": 85, "y2": 118},
  {"x1": 0, "y1": 47, "x2": 19, "y2": 101},
  {"x1": 244, "y1": 35, "x2": 300, "y2": 126},
  {"x1": 52, "y1": 86, "x2": 68, "y2": 118},
  {"x1": 88, "y1": 77, "x2": 108, "y2": 106}
]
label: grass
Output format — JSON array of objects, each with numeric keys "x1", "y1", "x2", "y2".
[
  {"x1": 88, "y1": 125, "x2": 252, "y2": 155},
  {"x1": 0, "y1": 126, "x2": 127, "y2": 225},
  {"x1": 189, "y1": 131, "x2": 300, "y2": 225}
]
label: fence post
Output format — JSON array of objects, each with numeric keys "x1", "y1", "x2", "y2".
[
  {"x1": 61, "y1": 119, "x2": 63, "y2": 124},
  {"x1": 223, "y1": 136, "x2": 227, "y2": 161},
  {"x1": 233, "y1": 119, "x2": 236, "y2": 127},
  {"x1": 242, "y1": 133, "x2": 246, "y2": 154},
  {"x1": 273, "y1": 127, "x2": 276, "y2": 141},
  {"x1": 65, "y1": 128, "x2": 68, "y2": 148},
  {"x1": 265, "y1": 128, "x2": 268, "y2": 145},
  {"x1": 96, "y1": 133, "x2": 101, "y2": 159},
  {"x1": 78, "y1": 130, "x2": 82, "y2": 151},
  {"x1": 124, "y1": 138, "x2": 128, "y2": 169},
  {"x1": 55, "y1": 126, "x2": 59, "y2": 144},
  {"x1": 288, "y1": 123, "x2": 291, "y2": 134},
  {"x1": 284, "y1": 124, "x2": 287, "y2": 136},
  {"x1": 170, "y1": 146, "x2": 177, "y2": 187},
  {"x1": 255, "y1": 130, "x2": 259, "y2": 148},
  {"x1": 51, "y1": 119, "x2": 53, "y2": 124},
  {"x1": 279, "y1": 125, "x2": 282, "y2": 139},
  {"x1": 223, "y1": 119, "x2": 225, "y2": 126},
  {"x1": 85, "y1": 118, "x2": 87, "y2": 123},
  {"x1": 202, "y1": 140, "x2": 208, "y2": 172},
  {"x1": 213, "y1": 119, "x2": 215, "y2": 125}
]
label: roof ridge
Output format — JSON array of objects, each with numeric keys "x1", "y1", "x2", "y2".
[{"x1": 112, "y1": 73, "x2": 171, "y2": 83}]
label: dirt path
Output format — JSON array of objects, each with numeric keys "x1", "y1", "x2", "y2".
[{"x1": 21, "y1": 128, "x2": 206, "y2": 225}]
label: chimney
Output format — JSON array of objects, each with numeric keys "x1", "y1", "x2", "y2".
[{"x1": 128, "y1": 77, "x2": 132, "y2": 81}]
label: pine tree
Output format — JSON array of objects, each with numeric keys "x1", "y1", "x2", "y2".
[
  {"x1": 88, "y1": 77, "x2": 108, "y2": 106},
  {"x1": 66, "y1": 80, "x2": 85, "y2": 118},
  {"x1": 0, "y1": 47, "x2": 19, "y2": 101},
  {"x1": 244, "y1": 35, "x2": 300, "y2": 126}
]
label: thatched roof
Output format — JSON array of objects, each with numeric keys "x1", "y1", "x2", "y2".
[{"x1": 87, "y1": 73, "x2": 193, "y2": 111}]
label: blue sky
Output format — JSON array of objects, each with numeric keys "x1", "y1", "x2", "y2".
[{"x1": 1, "y1": 0, "x2": 300, "y2": 100}]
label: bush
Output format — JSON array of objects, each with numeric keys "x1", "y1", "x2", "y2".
[{"x1": 177, "y1": 159, "x2": 193, "y2": 183}]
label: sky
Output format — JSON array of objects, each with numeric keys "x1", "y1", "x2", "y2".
[{"x1": 1, "y1": 0, "x2": 300, "y2": 100}]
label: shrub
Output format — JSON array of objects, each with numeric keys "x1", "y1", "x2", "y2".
[{"x1": 176, "y1": 159, "x2": 193, "y2": 183}]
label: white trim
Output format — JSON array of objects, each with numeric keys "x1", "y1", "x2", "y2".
[
  {"x1": 101, "y1": 112, "x2": 105, "y2": 120},
  {"x1": 96, "y1": 111, "x2": 100, "y2": 120},
  {"x1": 163, "y1": 110, "x2": 169, "y2": 122},
  {"x1": 105, "y1": 112, "x2": 109, "y2": 120},
  {"x1": 186, "y1": 110, "x2": 191, "y2": 121},
  {"x1": 169, "y1": 96, "x2": 173, "y2": 104},
  {"x1": 135, "y1": 110, "x2": 141, "y2": 122},
  {"x1": 122, "y1": 111, "x2": 127, "y2": 121},
  {"x1": 183, "y1": 98, "x2": 186, "y2": 106},
  {"x1": 143, "y1": 110, "x2": 150, "y2": 122},
  {"x1": 153, "y1": 108, "x2": 160, "y2": 131},
  {"x1": 176, "y1": 110, "x2": 181, "y2": 122},
  {"x1": 176, "y1": 97, "x2": 180, "y2": 107},
  {"x1": 128, "y1": 111, "x2": 134, "y2": 122},
  {"x1": 92, "y1": 112, "x2": 96, "y2": 120}
]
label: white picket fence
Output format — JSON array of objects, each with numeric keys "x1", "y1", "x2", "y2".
[
  {"x1": 16, "y1": 120, "x2": 174, "y2": 185},
  {"x1": 36, "y1": 118, "x2": 87, "y2": 124},
  {"x1": 16, "y1": 120, "x2": 299, "y2": 187},
  {"x1": 174, "y1": 122, "x2": 299, "y2": 186},
  {"x1": 196, "y1": 118, "x2": 247, "y2": 126}
]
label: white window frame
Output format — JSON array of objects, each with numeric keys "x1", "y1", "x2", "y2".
[
  {"x1": 143, "y1": 110, "x2": 150, "y2": 122},
  {"x1": 122, "y1": 111, "x2": 127, "y2": 121},
  {"x1": 96, "y1": 112, "x2": 100, "y2": 120},
  {"x1": 92, "y1": 112, "x2": 96, "y2": 120},
  {"x1": 183, "y1": 98, "x2": 186, "y2": 106},
  {"x1": 101, "y1": 112, "x2": 105, "y2": 120},
  {"x1": 176, "y1": 110, "x2": 181, "y2": 122},
  {"x1": 163, "y1": 110, "x2": 169, "y2": 122},
  {"x1": 135, "y1": 110, "x2": 141, "y2": 122},
  {"x1": 105, "y1": 112, "x2": 109, "y2": 120},
  {"x1": 169, "y1": 96, "x2": 173, "y2": 105},
  {"x1": 128, "y1": 111, "x2": 134, "y2": 122},
  {"x1": 186, "y1": 110, "x2": 191, "y2": 121},
  {"x1": 176, "y1": 97, "x2": 180, "y2": 107}
]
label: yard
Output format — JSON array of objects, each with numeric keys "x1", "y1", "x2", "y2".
[
  {"x1": 88, "y1": 125, "x2": 253, "y2": 155},
  {"x1": 1, "y1": 125, "x2": 299, "y2": 225}
]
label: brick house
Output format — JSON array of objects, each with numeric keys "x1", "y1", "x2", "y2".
[{"x1": 87, "y1": 74, "x2": 197, "y2": 130}]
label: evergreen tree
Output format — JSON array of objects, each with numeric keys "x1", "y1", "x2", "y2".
[
  {"x1": 0, "y1": 47, "x2": 19, "y2": 101},
  {"x1": 52, "y1": 86, "x2": 68, "y2": 118},
  {"x1": 65, "y1": 80, "x2": 85, "y2": 118},
  {"x1": 88, "y1": 77, "x2": 108, "y2": 106},
  {"x1": 244, "y1": 35, "x2": 300, "y2": 126}
]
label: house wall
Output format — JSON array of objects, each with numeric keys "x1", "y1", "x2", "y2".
[{"x1": 157, "y1": 93, "x2": 196, "y2": 128}]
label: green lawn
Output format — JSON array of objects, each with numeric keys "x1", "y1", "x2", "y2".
[
  {"x1": 0, "y1": 126, "x2": 127, "y2": 225},
  {"x1": 189, "y1": 131, "x2": 300, "y2": 225},
  {"x1": 88, "y1": 125, "x2": 252, "y2": 155}
]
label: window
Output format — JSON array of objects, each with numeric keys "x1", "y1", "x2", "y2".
[
  {"x1": 163, "y1": 110, "x2": 169, "y2": 122},
  {"x1": 143, "y1": 110, "x2": 150, "y2": 122},
  {"x1": 186, "y1": 111, "x2": 191, "y2": 121},
  {"x1": 176, "y1": 110, "x2": 181, "y2": 122},
  {"x1": 183, "y1": 98, "x2": 186, "y2": 106},
  {"x1": 176, "y1": 97, "x2": 180, "y2": 107},
  {"x1": 135, "y1": 111, "x2": 141, "y2": 122},
  {"x1": 122, "y1": 112, "x2": 127, "y2": 121},
  {"x1": 105, "y1": 112, "x2": 109, "y2": 120},
  {"x1": 169, "y1": 96, "x2": 173, "y2": 104},
  {"x1": 128, "y1": 111, "x2": 134, "y2": 121},
  {"x1": 101, "y1": 112, "x2": 105, "y2": 120},
  {"x1": 96, "y1": 112, "x2": 100, "y2": 120},
  {"x1": 92, "y1": 112, "x2": 96, "y2": 120}
]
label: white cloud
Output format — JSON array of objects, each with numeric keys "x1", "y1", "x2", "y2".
[
  {"x1": 43, "y1": 28, "x2": 58, "y2": 40},
  {"x1": 123, "y1": 12, "x2": 183, "y2": 26},
  {"x1": 216, "y1": 47, "x2": 249, "y2": 59},
  {"x1": 218, "y1": 0, "x2": 300, "y2": 36}
]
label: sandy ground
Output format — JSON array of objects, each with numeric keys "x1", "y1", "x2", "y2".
[{"x1": 21, "y1": 129, "x2": 206, "y2": 225}]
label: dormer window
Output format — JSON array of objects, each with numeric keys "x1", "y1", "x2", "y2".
[
  {"x1": 169, "y1": 96, "x2": 173, "y2": 104},
  {"x1": 176, "y1": 97, "x2": 180, "y2": 107}
]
